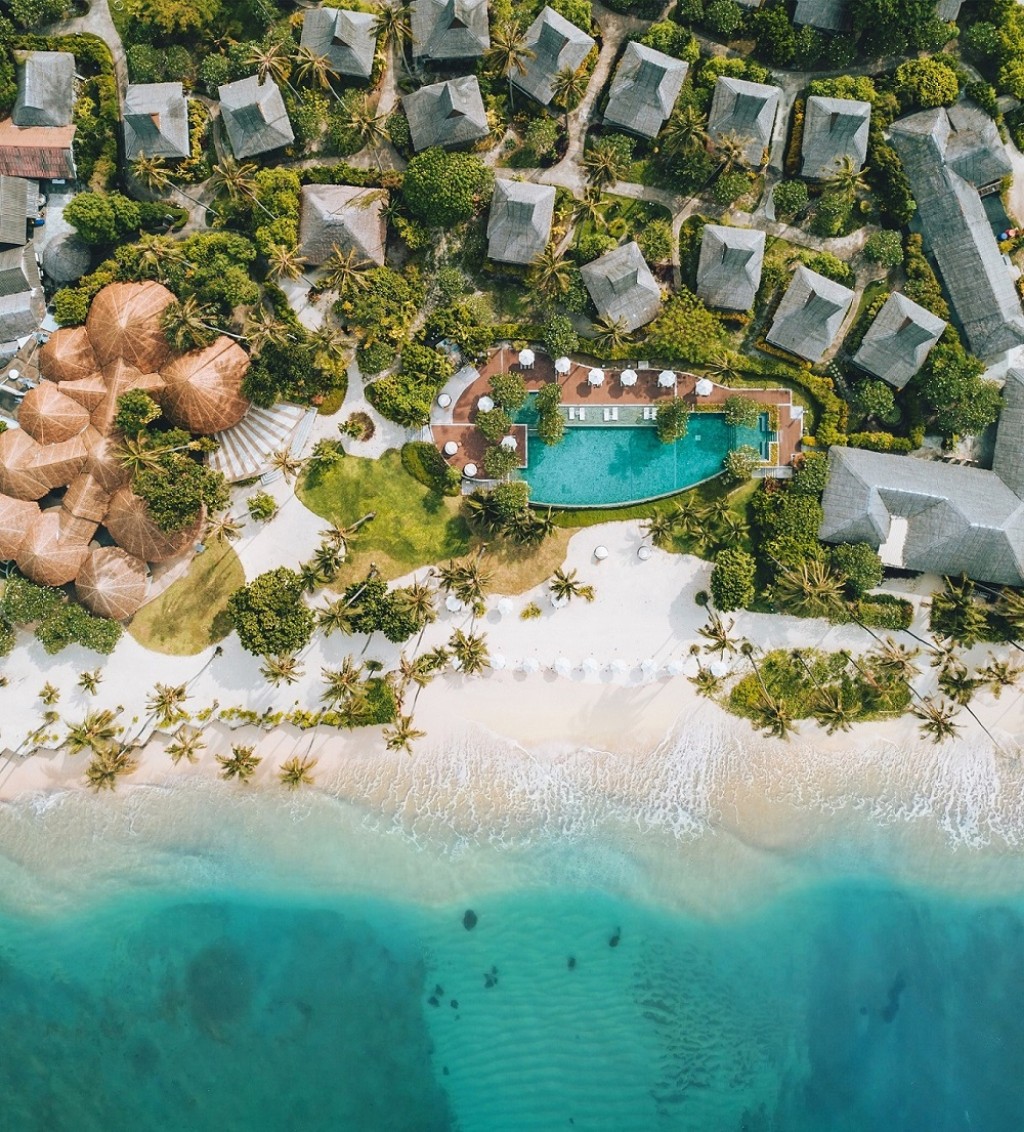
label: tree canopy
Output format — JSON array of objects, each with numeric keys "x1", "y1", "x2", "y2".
[
  {"x1": 401, "y1": 148, "x2": 494, "y2": 227},
  {"x1": 227, "y1": 568, "x2": 314, "y2": 656}
]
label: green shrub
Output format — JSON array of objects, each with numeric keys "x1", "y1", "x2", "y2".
[
  {"x1": 543, "y1": 314, "x2": 578, "y2": 358},
  {"x1": 490, "y1": 371, "x2": 528, "y2": 413},
  {"x1": 894, "y1": 58, "x2": 960, "y2": 110},
  {"x1": 228, "y1": 568, "x2": 314, "y2": 656},
  {"x1": 656, "y1": 400, "x2": 690, "y2": 443},
  {"x1": 799, "y1": 251, "x2": 854, "y2": 287},
  {"x1": 483, "y1": 444, "x2": 520, "y2": 478},
  {"x1": 476, "y1": 407, "x2": 513, "y2": 443},
  {"x1": 773, "y1": 179, "x2": 808, "y2": 219},
  {"x1": 723, "y1": 395, "x2": 761, "y2": 428},
  {"x1": 864, "y1": 230, "x2": 903, "y2": 268},
  {"x1": 711, "y1": 548, "x2": 757, "y2": 611},
  {"x1": 401, "y1": 147, "x2": 493, "y2": 227},
  {"x1": 247, "y1": 491, "x2": 278, "y2": 522},
  {"x1": 722, "y1": 444, "x2": 762, "y2": 483},
  {"x1": 854, "y1": 594, "x2": 913, "y2": 631},
  {"x1": 790, "y1": 452, "x2": 829, "y2": 495}
]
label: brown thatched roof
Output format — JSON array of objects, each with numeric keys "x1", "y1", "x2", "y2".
[
  {"x1": 105, "y1": 486, "x2": 203, "y2": 563},
  {"x1": 84, "y1": 433, "x2": 130, "y2": 493},
  {"x1": 0, "y1": 493, "x2": 38, "y2": 558},
  {"x1": 16, "y1": 508, "x2": 94, "y2": 586},
  {"x1": 32, "y1": 431, "x2": 90, "y2": 493},
  {"x1": 39, "y1": 325, "x2": 98, "y2": 384},
  {"x1": 57, "y1": 373, "x2": 108, "y2": 416},
  {"x1": 75, "y1": 546, "x2": 149, "y2": 620},
  {"x1": 18, "y1": 380, "x2": 90, "y2": 445},
  {"x1": 63, "y1": 471, "x2": 111, "y2": 522},
  {"x1": 0, "y1": 428, "x2": 51, "y2": 499},
  {"x1": 160, "y1": 337, "x2": 250, "y2": 433},
  {"x1": 86, "y1": 280, "x2": 173, "y2": 371}
]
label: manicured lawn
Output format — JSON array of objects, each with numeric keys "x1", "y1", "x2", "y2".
[{"x1": 129, "y1": 541, "x2": 244, "y2": 655}]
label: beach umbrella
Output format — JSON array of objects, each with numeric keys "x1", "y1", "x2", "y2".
[
  {"x1": 497, "y1": 597, "x2": 514, "y2": 616},
  {"x1": 519, "y1": 348, "x2": 535, "y2": 367},
  {"x1": 640, "y1": 658, "x2": 658, "y2": 676},
  {"x1": 550, "y1": 592, "x2": 569, "y2": 609},
  {"x1": 609, "y1": 658, "x2": 629, "y2": 676},
  {"x1": 666, "y1": 658, "x2": 686, "y2": 676},
  {"x1": 594, "y1": 545, "x2": 609, "y2": 561},
  {"x1": 500, "y1": 434, "x2": 518, "y2": 450},
  {"x1": 445, "y1": 594, "x2": 465, "y2": 613},
  {"x1": 451, "y1": 656, "x2": 463, "y2": 671},
  {"x1": 443, "y1": 440, "x2": 459, "y2": 456},
  {"x1": 637, "y1": 545, "x2": 652, "y2": 561},
  {"x1": 588, "y1": 368, "x2": 605, "y2": 386},
  {"x1": 658, "y1": 370, "x2": 676, "y2": 388},
  {"x1": 437, "y1": 392, "x2": 452, "y2": 408},
  {"x1": 520, "y1": 657, "x2": 540, "y2": 674},
  {"x1": 620, "y1": 369, "x2": 638, "y2": 387},
  {"x1": 695, "y1": 378, "x2": 714, "y2": 397},
  {"x1": 582, "y1": 656, "x2": 599, "y2": 674},
  {"x1": 463, "y1": 462, "x2": 478, "y2": 478},
  {"x1": 478, "y1": 395, "x2": 495, "y2": 412},
  {"x1": 554, "y1": 656, "x2": 573, "y2": 676},
  {"x1": 554, "y1": 356, "x2": 572, "y2": 374},
  {"x1": 491, "y1": 653, "x2": 507, "y2": 670},
  {"x1": 710, "y1": 659, "x2": 730, "y2": 678}
]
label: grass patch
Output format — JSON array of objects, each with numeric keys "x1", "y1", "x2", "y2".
[{"x1": 129, "y1": 541, "x2": 243, "y2": 655}]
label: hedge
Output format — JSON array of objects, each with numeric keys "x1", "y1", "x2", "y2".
[
  {"x1": 854, "y1": 594, "x2": 914, "y2": 631},
  {"x1": 846, "y1": 431, "x2": 914, "y2": 453},
  {"x1": 401, "y1": 441, "x2": 461, "y2": 495}
]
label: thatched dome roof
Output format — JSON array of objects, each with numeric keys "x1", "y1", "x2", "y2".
[
  {"x1": 57, "y1": 373, "x2": 108, "y2": 417},
  {"x1": 15, "y1": 509, "x2": 93, "y2": 586},
  {"x1": 160, "y1": 337, "x2": 250, "y2": 434},
  {"x1": 86, "y1": 281, "x2": 174, "y2": 371},
  {"x1": 39, "y1": 325, "x2": 98, "y2": 384},
  {"x1": 75, "y1": 546, "x2": 149, "y2": 620},
  {"x1": 18, "y1": 380, "x2": 90, "y2": 445},
  {"x1": 0, "y1": 429, "x2": 50, "y2": 500},
  {"x1": 84, "y1": 433, "x2": 130, "y2": 493},
  {"x1": 0, "y1": 494, "x2": 39, "y2": 559},
  {"x1": 41, "y1": 233, "x2": 92, "y2": 286},
  {"x1": 105, "y1": 486, "x2": 203, "y2": 562},
  {"x1": 63, "y1": 472, "x2": 111, "y2": 523},
  {"x1": 31, "y1": 431, "x2": 90, "y2": 493}
]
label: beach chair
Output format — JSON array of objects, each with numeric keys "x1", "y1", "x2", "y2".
[
  {"x1": 611, "y1": 407, "x2": 619, "y2": 421},
  {"x1": 603, "y1": 407, "x2": 611, "y2": 422},
  {"x1": 568, "y1": 406, "x2": 576, "y2": 421},
  {"x1": 579, "y1": 407, "x2": 586, "y2": 421}
]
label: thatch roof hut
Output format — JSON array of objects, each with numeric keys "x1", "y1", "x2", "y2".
[
  {"x1": 105, "y1": 486, "x2": 203, "y2": 563},
  {"x1": 84, "y1": 433, "x2": 130, "y2": 493},
  {"x1": 696, "y1": 224, "x2": 765, "y2": 311},
  {"x1": 300, "y1": 8, "x2": 378, "y2": 79},
  {"x1": 0, "y1": 493, "x2": 38, "y2": 559},
  {"x1": 403, "y1": 76, "x2": 490, "y2": 152},
  {"x1": 75, "y1": 546, "x2": 150, "y2": 620},
  {"x1": 17, "y1": 380, "x2": 90, "y2": 445},
  {"x1": 32, "y1": 431, "x2": 91, "y2": 493},
  {"x1": 39, "y1": 325, "x2": 99, "y2": 383},
  {"x1": 16, "y1": 508, "x2": 94, "y2": 586},
  {"x1": 707, "y1": 76, "x2": 781, "y2": 167},
  {"x1": 604, "y1": 42, "x2": 688, "y2": 140},
  {"x1": 513, "y1": 6, "x2": 595, "y2": 107},
  {"x1": 41, "y1": 232, "x2": 91, "y2": 285},
  {"x1": 0, "y1": 428, "x2": 51, "y2": 499},
  {"x1": 161, "y1": 337, "x2": 250, "y2": 434},
  {"x1": 86, "y1": 280, "x2": 173, "y2": 371},
  {"x1": 412, "y1": 0, "x2": 490, "y2": 61},
  {"x1": 486, "y1": 180, "x2": 555, "y2": 266},
  {"x1": 580, "y1": 241, "x2": 662, "y2": 332},
  {"x1": 218, "y1": 76, "x2": 294, "y2": 159},
  {"x1": 13, "y1": 51, "x2": 75, "y2": 128},
  {"x1": 123, "y1": 82, "x2": 190, "y2": 162},
  {"x1": 766, "y1": 265, "x2": 854, "y2": 362},
  {"x1": 298, "y1": 184, "x2": 387, "y2": 267},
  {"x1": 62, "y1": 472, "x2": 112, "y2": 523}
]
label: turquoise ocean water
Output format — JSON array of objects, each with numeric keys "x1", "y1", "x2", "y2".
[{"x1": 1, "y1": 783, "x2": 1024, "y2": 1131}]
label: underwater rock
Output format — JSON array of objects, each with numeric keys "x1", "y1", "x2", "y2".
[{"x1": 463, "y1": 910, "x2": 478, "y2": 931}]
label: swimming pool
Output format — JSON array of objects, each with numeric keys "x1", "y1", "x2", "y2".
[{"x1": 519, "y1": 412, "x2": 766, "y2": 508}]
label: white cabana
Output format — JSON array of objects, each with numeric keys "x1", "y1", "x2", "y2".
[
  {"x1": 665, "y1": 658, "x2": 686, "y2": 676},
  {"x1": 437, "y1": 392, "x2": 452, "y2": 408},
  {"x1": 609, "y1": 658, "x2": 629, "y2": 676},
  {"x1": 519, "y1": 348, "x2": 535, "y2": 367},
  {"x1": 463, "y1": 463, "x2": 478, "y2": 478},
  {"x1": 657, "y1": 369, "x2": 676, "y2": 388},
  {"x1": 637, "y1": 545, "x2": 652, "y2": 561},
  {"x1": 695, "y1": 378, "x2": 714, "y2": 396},
  {"x1": 554, "y1": 656, "x2": 572, "y2": 676},
  {"x1": 619, "y1": 369, "x2": 638, "y2": 387},
  {"x1": 500, "y1": 435, "x2": 518, "y2": 450},
  {"x1": 520, "y1": 657, "x2": 540, "y2": 673},
  {"x1": 554, "y1": 356, "x2": 572, "y2": 374},
  {"x1": 594, "y1": 545, "x2": 609, "y2": 561},
  {"x1": 587, "y1": 368, "x2": 605, "y2": 386},
  {"x1": 490, "y1": 653, "x2": 507, "y2": 671},
  {"x1": 497, "y1": 597, "x2": 514, "y2": 616},
  {"x1": 478, "y1": 395, "x2": 495, "y2": 412},
  {"x1": 443, "y1": 441, "x2": 459, "y2": 456},
  {"x1": 445, "y1": 594, "x2": 465, "y2": 613},
  {"x1": 581, "y1": 657, "x2": 599, "y2": 674}
]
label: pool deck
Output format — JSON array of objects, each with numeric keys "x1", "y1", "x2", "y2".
[{"x1": 432, "y1": 346, "x2": 803, "y2": 476}]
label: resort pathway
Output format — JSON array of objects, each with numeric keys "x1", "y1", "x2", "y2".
[{"x1": 50, "y1": 0, "x2": 128, "y2": 95}]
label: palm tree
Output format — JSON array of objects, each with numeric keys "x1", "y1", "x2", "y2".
[
  {"x1": 243, "y1": 307, "x2": 292, "y2": 358},
  {"x1": 147, "y1": 683, "x2": 189, "y2": 729},
  {"x1": 311, "y1": 541, "x2": 345, "y2": 580},
  {"x1": 265, "y1": 243, "x2": 309, "y2": 283},
  {"x1": 713, "y1": 510, "x2": 749, "y2": 548},
  {"x1": 930, "y1": 575, "x2": 989, "y2": 648},
  {"x1": 338, "y1": 96, "x2": 390, "y2": 170},
  {"x1": 911, "y1": 698, "x2": 961, "y2": 744},
  {"x1": 485, "y1": 20, "x2": 535, "y2": 108},
  {"x1": 673, "y1": 496, "x2": 707, "y2": 541},
  {"x1": 979, "y1": 655, "x2": 1023, "y2": 698},
  {"x1": 293, "y1": 46, "x2": 338, "y2": 94},
  {"x1": 279, "y1": 754, "x2": 317, "y2": 789},
  {"x1": 323, "y1": 243, "x2": 372, "y2": 298},
  {"x1": 591, "y1": 316, "x2": 632, "y2": 355},
  {"x1": 644, "y1": 510, "x2": 679, "y2": 549},
  {"x1": 825, "y1": 155, "x2": 871, "y2": 200},
  {"x1": 85, "y1": 746, "x2": 138, "y2": 792},
  {"x1": 246, "y1": 37, "x2": 294, "y2": 87},
  {"x1": 448, "y1": 629, "x2": 490, "y2": 675},
  {"x1": 583, "y1": 139, "x2": 630, "y2": 189},
  {"x1": 698, "y1": 612, "x2": 739, "y2": 657},
  {"x1": 551, "y1": 66, "x2": 588, "y2": 127},
  {"x1": 813, "y1": 685, "x2": 862, "y2": 734},
  {"x1": 549, "y1": 567, "x2": 595, "y2": 604},
  {"x1": 996, "y1": 586, "x2": 1024, "y2": 640},
  {"x1": 205, "y1": 512, "x2": 244, "y2": 544},
  {"x1": 713, "y1": 131, "x2": 749, "y2": 174},
  {"x1": 132, "y1": 152, "x2": 172, "y2": 193},
  {"x1": 455, "y1": 557, "x2": 492, "y2": 609},
  {"x1": 573, "y1": 189, "x2": 605, "y2": 229},
  {"x1": 161, "y1": 296, "x2": 219, "y2": 352},
  {"x1": 705, "y1": 350, "x2": 744, "y2": 385},
  {"x1": 384, "y1": 713, "x2": 426, "y2": 754},
  {"x1": 866, "y1": 637, "x2": 920, "y2": 686},
  {"x1": 77, "y1": 669, "x2": 102, "y2": 695},
  {"x1": 309, "y1": 321, "x2": 352, "y2": 368},
  {"x1": 741, "y1": 641, "x2": 797, "y2": 740},
  {"x1": 260, "y1": 654, "x2": 304, "y2": 687},
  {"x1": 373, "y1": 1, "x2": 413, "y2": 70},
  {"x1": 210, "y1": 156, "x2": 258, "y2": 203},
  {"x1": 659, "y1": 104, "x2": 709, "y2": 159},
  {"x1": 267, "y1": 447, "x2": 305, "y2": 481},
  {"x1": 771, "y1": 559, "x2": 847, "y2": 620},
  {"x1": 317, "y1": 597, "x2": 357, "y2": 638},
  {"x1": 936, "y1": 659, "x2": 981, "y2": 706},
  {"x1": 64, "y1": 709, "x2": 121, "y2": 755},
  {"x1": 321, "y1": 657, "x2": 364, "y2": 706},
  {"x1": 528, "y1": 243, "x2": 572, "y2": 299},
  {"x1": 399, "y1": 579, "x2": 437, "y2": 649},
  {"x1": 688, "y1": 661, "x2": 723, "y2": 698},
  {"x1": 217, "y1": 743, "x2": 262, "y2": 783},
  {"x1": 166, "y1": 725, "x2": 206, "y2": 765}
]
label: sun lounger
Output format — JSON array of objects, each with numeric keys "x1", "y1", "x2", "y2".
[
  {"x1": 579, "y1": 407, "x2": 586, "y2": 421},
  {"x1": 568, "y1": 406, "x2": 576, "y2": 421},
  {"x1": 611, "y1": 407, "x2": 619, "y2": 421},
  {"x1": 603, "y1": 407, "x2": 611, "y2": 422}
]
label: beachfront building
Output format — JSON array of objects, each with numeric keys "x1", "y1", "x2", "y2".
[
  {"x1": 403, "y1": 76, "x2": 489, "y2": 151},
  {"x1": 218, "y1": 76, "x2": 294, "y2": 160},
  {"x1": 298, "y1": 184, "x2": 387, "y2": 267},
  {"x1": 486, "y1": 180, "x2": 554, "y2": 266},
  {"x1": 695, "y1": 225, "x2": 764, "y2": 312},
  {"x1": 889, "y1": 105, "x2": 1023, "y2": 362},
  {"x1": 852, "y1": 293, "x2": 947, "y2": 389},
  {"x1": 767, "y1": 265, "x2": 855, "y2": 363},
  {"x1": 707, "y1": 76, "x2": 781, "y2": 168},
  {"x1": 0, "y1": 175, "x2": 29, "y2": 247},
  {"x1": 801, "y1": 95, "x2": 870, "y2": 181},
  {"x1": 820, "y1": 371, "x2": 1024, "y2": 585},
  {"x1": 603, "y1": 43, "x2": 688, "y2": 140},
  {"x1": 0, "y1": 245, "x2": 44, "y2": 353},
  {"x1": 580, "y1": 242, "x2": 661, "y2": 333},
  {"x1": 411, "y1": 0, "x2": 490, "y2": 61},
  {"x1": 123, "y1": 82, "x2": 190, "y2": 163},
  {"x1": 512, "y1": 6, "x2": 595, "y2": 107},
  {"x1": 300, "y1": 7, "x2": 378, "y2": 81},
  {"x1": 13, "y1": 51, "x2": 74, "y2": 128}
]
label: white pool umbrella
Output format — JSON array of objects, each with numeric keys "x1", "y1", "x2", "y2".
[
  {"x1": 666, "y1": 658, "x2": 686, "y2": 676},
  {"x1": 463, "y1": 463, "x2": 478, "y2": 478},
  {"x1": 695, "y1": 378, "x2": 714, "y2": 396},
  {"x1": 519, "y1": 348, "x2": 535, "y2": 367},
  {"x1": 640, "y1": 658, "x2": 658, "y2": 676},
  {"x1": 500, "y1": 434, "x2": 517, "y2": 450},
  {"x1": 497, "y1": 597, "x2": 514, "y2": 616},
  {"x1": 637, "y1": 545, "x2": 652, "y2": 561},
  {"x1": 710, "y1": 659, "x2": 730, "y2": 678},
  {"x1": 478, "y1": 395, "x2": 495, "y2": 412},
  {"x1": 520, "y1": 657, "x2": 540, "y2": 673},
  {"x1": 445, "y1": 594, "x2": 465, "y2": 613},
  {"x1": 594, "y1": 545, "x2": 609, "y2": 561},
  {"x1": 582, "y1": 657, "x2": 599, "y2": 674},
  {"x1": 619, "y1": 369, "x2": 638, "y2": 386},
  {"x1": 554, "y1": 356, "x2": 572, "y2": 374},
  {"x1": 658, "y1": 370, "x2": 676, "y2": 388},
  {"x1": 609, "y1": 658, "x2": 629, "y2": 676},
  {"x1": 443, "y1": 440, "x2": 459, "y2": 456},
  {"x1": 437, "y1": 393, "x2": 452, "y2": 407},
  {"x1": 588, "y1": 368, "x2": 605, "y2": 386},
  {"x1": 550, "y1": 592, "x2": 569, "y2": 609},
  {"x1": 554, "y1": 656, "x2": 572, "y2": 676},
  {"x1": 491, "y1": 653, "x2": 507, "y2": 670}
]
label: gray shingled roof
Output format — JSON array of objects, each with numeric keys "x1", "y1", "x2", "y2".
[
  {"x1": 0, "y1": 244, "x2": 43, "y2": 344},
  {"x1": 935, "y1": 0, "x2": 962, "y2": 19},
  {"x1": 793, "y1": 0, "x2": 849, "y2": 30},
  {"x1": 300, "y1": 7, "x2": 378, "y2": 80},
  {"x1": 512, "y1": 6, "x2": 595, "y2": 107},
  {"x1": 603, "y1": 42, "x2": 688, "y2": 140},
  {"x1": 0, "y1": 175, "x2": 28, "y2": 248},
  {"x1": 219, "y1": 76, "x2": 294, "y2": 159},
  {"x1": 707, "y1": 76, "x2": 781, "y2": 167},
  {"x1": 993, "y1": 370, "x2": 1024, "y2": 500},
  {"x1": 403, "y1": 75, "x2": 489, "y2": 151},
  {"x1": 580, "y1": 241, "x2": 661, "y2": 333},
  {"x1": 853, "y1": 292, "x2": 946, "y2": 389},
  {"x1": 13, "y1": 51, "x2": 75, "y2": 128},
  {"x1": 801, "y1": 95, "x2": 870, "y2": 180},
  {"x1": 123, "y1": 82, "x2": 190, "y2": 162},
  {"x1": 486, "y1": 179, "x2": 554, "y2": 265},
  {"x1": 695, "y1": 224, "x2": 764, "y2": 312},
  {"x1": 766, "y1": 265, "x2": 855, "y2": 362},
  {"x1": 411, "y1": 0, "x2": 490, "y2": 60},
  {"x1": 945, "y1": 102, "x2": 1012, "y2": 190},
  {"x1": 890, "y1": 107, "x2": 1024, "y2": 361},
  {"x1": 298, "y1": 184, "x2": 387, "y2": 267}
]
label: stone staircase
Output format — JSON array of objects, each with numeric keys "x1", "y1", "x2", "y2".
[{"x1": 208, "y1": 403, "x2": 307, "y2": 483}]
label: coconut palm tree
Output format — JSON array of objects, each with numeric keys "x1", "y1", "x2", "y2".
[
  {"x1": 293, "y1": 46, "x2": 338, "y2": 94},
  {"x1": 771, "y1": 558, "x2": 847, "y2": 620},
  {"x1": 267, "y1": 447, "x2": 305, "y2": 481},
  {"x1": 485, "y1": 21, "x2": 535, "y2": 108},
  {"x1": 433, "y1": 560, "x2": 464, "y2": 596},
  {"x1": 311, "y1": 541, "x2": 345, "y2": 580},
  {"x1": 147, "y1": 683, "x2": 189, "y2": 729},
  {"x1": 937, "y1": 660, "x2": 981, "y2": 706},
  {"x1": 64, "y1": 709, "x2": 122, "y2": 755},
  {"x1": 265, "y1": 243, "x2": 309, "y2": 283},
  {"x1": 866, "y1": 637, "x2": 920, "y2": 686},
  {"x1": 309, "y1": 321, "x2": 352, "y2": 368},
  {"x1": 584, "y1": 139, "x2": 630, "y2": 189},
  {"x1": 205, "y1": 512, "x2": 244, "y2": 544},
  {"x1": 210, "y1": 156, "x2": 258, "y2": 203},
  {"x1": 243, "y1": 307, "x2": 293, "y2": 358},
  {"x1": 321, "y1": 657, "x2": 364, "y2": 706},
  {"x1": 712, "y1": 510, "x2": 749, "y2": 548},
  {"x1": 246, "y1": 37, "x2": 294, "y2": 87},
  {"x1": 911, "y1": 698, "x2": 961, "y2": 744},
  {"x1": 812, "y1": 685, "x2": 862, "y2": 734},
  {"x1": 673, "y1": 496, "x2": 707, "y2": 541},
  {"x1": 549, "y1": 567, "x2": 595, "y2": 604},
  {"x1": 384, "y1": 713, "x2": 426, "y2": 754},
  {"x1": 573, "y1": 188, "x2": 605, "y2": 229},
  {"x1": 644, "y1": 510, "x2": 679, "y2": 549},
  {"x1": 979, "y1": 655, "x2": 1023, "y2": 698},
  {"x1": 166, "y1": 725, "x2": 206, "y2": 765},
  {"x1": 299, "y1": 560, "x2": 331, "y2": 596},
  {"x1": 825, "y1": 154, "x2": 871, "y2": 200},
  {"x1": 528, "y1": 243, "x2": 572, "y2": 299},
  {"x1": 279, "y1": 754, "x2": 317, "y2": 789},
  {"x1": 161, "y1": 296, "x2": 220, "y2": 352},
  {"x1": 317, "y1": 597, "x2": 357, "y2": 638},
  {"x1": 713, "y1": 131, "x2": 749, "y2": 174},
  {"x1": 77, "y1": 670, "x2": 102, "y2": 695},
  {"x1": 659, "y1": 104, "x2": 709, "y2": 159},
  {"x1": 260, "y1": 654, "x2": 304, "y2": 687},
  {"x1": 741, "y1": 642, "x2": 797, "y2": 740},
  {"x1": 705, "y1": 350, "x2": 744, "y2": 385},
  {"x1": 688, "y1": 661, "x2": 723, "y2": 698},
  {"x1": 338, "y1": 96, "x2": 390, "y2": 170},
  {"x1": 85, "y1": 746, "x2": 138, "y2": 792},
  {"x1": 373, "y1": 1, "x2": 414, "y2": 70},
  {"x1": 930, "y1": 575, "x2": 990, "y2": 648},
  {"x1": 132, "y1": 152, "x2": 173, "y2": 193},
  {"x1": 217, "y1": 743, "x2": 262, "y2": 782},
  {"x1": 996, "y1": 586, "x2": 1024, "y2": 640},
  {"x1": 455, "y1": 557, "x2": 492, "y2": 609},
  {"x1": 698, "y1": 612, "x2": 739, "y2": 657},
  {"x1": 551, "y1": 66, "x2": 588, "y2": 127},
  {"x1": 323, "y1": 244, "x2": 372, "y2": 298},
  {"x1": 591, "y1": 315, "x2": 632, "y2": 355},
  {"x1": 448, "y1": 629, "x2": 490, "y2": 675}
]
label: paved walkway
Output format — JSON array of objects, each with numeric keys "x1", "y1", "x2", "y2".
[{"x1": 50, "y1": 0, "x2": 127, "y2": 94}]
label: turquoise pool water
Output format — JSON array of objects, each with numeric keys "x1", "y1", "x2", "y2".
[{"x1": 518, "y1": 407, "x2": 766, "y2": 507}]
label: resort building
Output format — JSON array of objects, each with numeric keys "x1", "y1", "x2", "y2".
[
  {"x1": 0, "y1": 122, "x2": 76, "y2": 181},
  {"x1": 123, "y1": 82, "x2": 190, "y2": 163},
  {"x1": 801, "y1": 95, "x2": 871, "y2": 181},
  {"x1": 852, "y1": 292, "x2": 947, "y2": 390},
  {"x1": 707, "y1": 76, "x2": 781, "y2": 168},
  {"x1": 512, "y1": 6, "x2": 595, "y2": 108},
  {"x1": 13, "y1": 51, "x2": 74, "y2": 128},
  {"x1": 889, "y1": 105, "x2": 1024, "y2": 362},
  {"x1": 0, "y1": 245, "x2": 44, "y2": 352},
  {"x1": 0, "y1": 175, "x2": 30, "y2": 247},
  {"x1": 411, "y1": 0, "x2": 490, "y2": 61},
  {"x1": 298, "y1": 183, "x2": 388, "y2": 267},
  {"x1": 766, "y1": 265, "x2": 855, "y2": 363},
  {"x1": 486, "y1": 180, "x2": 554, "y2": 266},
  {"x1": 218, "y1": 76, "x2": 294, "y2": 160},
  {"x1": 603, "y1": 43, "x2": 688, "y2": 141},
  {"x1": 820, "y1": 371, "x2": 1024, "y2": 585},
  {"x1": 403, "y1": 76, "x2": 489, "y2": 151},
  {"x1": 695, "y1": 224, "x2": 765, "y2": 312},
  {"x1": 936, "y1": 0, "x2": 963, "y2": 19},
  {"x1": 300, "y1": 7, "x2": 378, "y2": 81},
  {"x1": 580, "y1": 241, "x2": 661, "y2": 333},
  {"x1": 793, "y1": 0, "x2": 849, "y2": 30}
]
